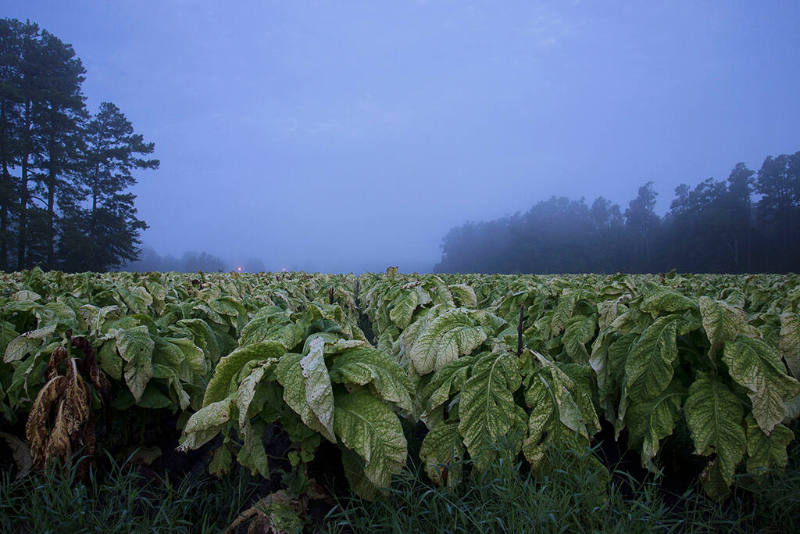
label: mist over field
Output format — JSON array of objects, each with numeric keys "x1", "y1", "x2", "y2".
[
  {"x1": 1, "y1": 1, "x2": 799, "y2": 273},
  {"x1": 4, "y1": 5, "x2": 800, "y2": 530}
]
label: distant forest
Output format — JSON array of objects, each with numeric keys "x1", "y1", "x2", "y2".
[
  {"x1": 0, "y1": 19, "x2": 156, "y2": 273},
  {"x1": 121, "y1": 248, "x2": 266, "y2": 274},
  {"x1": 436, "y1": 152, "x2": 800, "y2": 274}
]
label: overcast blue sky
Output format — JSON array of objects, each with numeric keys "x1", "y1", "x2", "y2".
[{"x1": 3, "y1": 1, "x2": 799, "y2": 272}]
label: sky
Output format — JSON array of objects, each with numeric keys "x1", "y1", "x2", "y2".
[{"x1": 3, "y1": 0, "x2": 800, "y2": 272}]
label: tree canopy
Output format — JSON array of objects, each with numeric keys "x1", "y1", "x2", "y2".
[
  {"x1": 0, "y1": 18, "x2": 157, "y2": 272},
  {"x1": 436, "y1": 152, "x2": 800, "y2": 274}
]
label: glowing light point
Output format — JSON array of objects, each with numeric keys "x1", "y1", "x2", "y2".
[{"x1": 236, "y1": 266, "x2": 243, "y2": 272}]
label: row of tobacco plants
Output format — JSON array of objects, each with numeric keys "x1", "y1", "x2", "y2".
[{"x1": 1, "y1": 268, "x2": 800, "y2": 528}]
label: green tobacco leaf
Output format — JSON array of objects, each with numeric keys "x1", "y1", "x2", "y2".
[
  {"x1": 275, "y1": 351, "x2": 336, "y2": 443},
  {"x1": 408, "y1": 309, "x2": 487, "y2": 375},
  {"x1": 684, "y1": 373, "x2": 745, "y2": 499},
  {"x1": 3, "y1": 325, "x2": 56, "y2": 363},
  {"x1": 237, "y1": 421, "x2": 269, "y2": 477},
  {"x1": 625, "y1": 381, "x2": 684, "y2": 469},
  {"x1": 299, "y1": 336, "x2": 336, "y2": 441},
  {"x1": 179, "y1": 397, "x2": 234, "y2": 451},
  {"x1": 699, "y1": 296, "x2": 745, "y2": 360},
  {"x1": 561, "y1": 364, "x2": 601, "y2": 436},
  {"x1": 597, "y1": 299, "x2": 622, "y2": 331},
  {"x1": 203, "y1": 342, "x2": 284, "y2": 406},
  {"x1": 640, "y1": 288, "x2": 696, "y2": 317},
  {"x1": 209, "y1": 445, "x2": 233, "y2": 477},
  {"x1": 0, "y1": 321, "x2": 19, "y2": 356},
  {"x1": 449, "y1": 284, "x2": 478, "y2": 308},
  {"x1": 168, "y1": 337, "x2": 206, "y2": 378},
  {"x1": 98, "y1": 341, "x2": 123, "y2": 380},
  {"x1": 522, "y1": 359, "x2": 595, "y2": 471},
  {"x1": 137, "y1": 383, "x2": 173, "y2": 409},
  {"x1": 389, "y1": 290, "x2": 419, "y2": 330},
  {"x1": 458, "y1": 351, "x2": 522, "y2": 470},
  {"x1": 340, "y1": 446, "x2": 381, "y2": 500},
  {"x1": 590, "y1": 332, "x2": 634, "y2": 420},
  {"x1": 624, "y1": 315, "x2": 679, "y2": 402},
  {"x1": 723, "y1": 336, "x2": 800, "y2": 434},
  {"x1": 745, "y1": 413, "x2": 794, "y2": 475},
  {"x1": 333, "y1": 389, "x2": 407, "y2": 490},
  {"x1": 328, "y1": 346, "x2": 413, "y2": 414},
  {"x1": 236, "y1": 363, "x2": 272, "y2": 428},
  {"x1": 176, "y1": 318, "x2": 221, "y2": 364},
  {"x1": 116, "y1": 326, "x2": 155, "y2": 402},
  {"x1": 419, "y1": 355, "x2": 475, "y2": 416},
  {"x1": 551, "y1": 291, "x2": 577, "y2": 335},
  {"x1": 562, "y1": 315, "x2": 596, "y2": 363},
  {"x1": 779, "y1": 313, "x2": 800, "y2": 378},
  {"x1": 239, "y1": 307, "x2": 304, "y2": 350},
  {"x1": 419, "y1": 421, "x2": 464, "y2": 488},
  {"x1": 522, "y1": 376, "x2": 554, "y2": 470}
]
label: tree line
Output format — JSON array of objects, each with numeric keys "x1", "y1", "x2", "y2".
[
  {"x1": 0, "y1": 18, "x2": 157, "y2": 273},
  {"x1": 435, "y1": 151, "x2": 800, "y2": 274}
]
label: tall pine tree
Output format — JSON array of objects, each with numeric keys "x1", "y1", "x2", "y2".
[{"x1": 60, "y1": 102, "x2": 158, "y2": 272}]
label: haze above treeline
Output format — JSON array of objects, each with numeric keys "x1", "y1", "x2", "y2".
[{"x1": 1, "y1": 2, "x2": 799, "y2": 274}]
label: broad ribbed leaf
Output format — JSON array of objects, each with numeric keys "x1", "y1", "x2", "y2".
[
  {"x1": 722, "y1": 336, "x2": 800, "y2": 434},
  {"x1": 299, "y1": 337, "x2": 335, "y2": 441},
  {"x1": 167, "y1": 337, "x2": 206, "y2": 378},
  {"x1": 116, "y1": 326, "x2": 155, "y2": 402},
  {"x1": 625, "y1": 381, "x2": 683, "y2": 468},
  {"x1": 333, "y1": 390, "x2": 407, "y2": 490},
  {"x1": 522, "y1": 360, "x2": 594, "y2": 470},
  {"x1": 458, "y1": 351, "x2": 522, "y2": 469},
  {"x1": 340, "y1": 447, "x2": 381, "y2": 500},
  {"x1": 684, "y1": 373, "x2": 745, "y2": 498},
  {"x1": 590, "y1": 333, "x2": 634, "y2": 420},
  {"x1": 597, "y1": 299, "x2": 622, "y2": 331},
  {"x1": 389, "y1": 290, "x2": 419, "y2": 330},
  {"x1": 237, "y1": 364, "x2": 271, "y2": 428},
  {"x1": 179, "y1": 397, "x2": 234, "y2": 450},
  {"x1": 237, "y1": 421, "x2": 270, "y2": 477},
  {"x1": 779, "y1": 313, "x2": 800, "y2": 378},
  {"x1": 240, "y1": 307, "x2": 305, "y2": 350},
  {"x1": 204, "y1": 342, "x2": 284, "y2": 405},
  {"x1": 328, "y1": 346, "x2": 413, "y2": 413},
  {"x1": 523, "y1": 375, "x2": 554, "y2": 469},
  {"x1": 562, "y1": 315, "x2": 596, "y2": 363},
  {"x1": 419, "y1": 355, "x2": 475, "y2": 415},
  {"x1": 449, "y1": 284, "x2": 478, "y2": 308},
  {"x1": 699, "y1": 296, "x2": 745, "y2": 360},
  {"x1": 408, "y1": 309, "x2": 487, "y2": 375},
  {"x1": 419, "y1": 421, "x2": 464, "y2": 488},
  {"x1": 0, "y1": 322, "x2": 19, "y2": 356},
  {"x1": 275, "y1": 351, "x2": 336, "y2": 443},
  {"x1": 625, "y1": 315, "x2": 679, "y2": 402},
  {"x1": 551, "y1": 291, "x2": 577, "y2": 335},
  {"x1": 745, "y1": 413, "x2": 793, "y2": 475},
  {"x1": 177, "y1": 318, "x2": 221, "y2": 364},
  {"x1": 561, "y1": 364, "x2": 601, "y2": 436},
  {"x1": 640, "y1": 288, "x2": 696, "y2": 317},
  {"x1": 4, "y1": 325, "x2": 56, "y2": 362}
]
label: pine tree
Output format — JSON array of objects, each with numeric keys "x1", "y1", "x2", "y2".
[
  {"x1": 60, "y1": 102, "x2": 158, "y2": 272},
  {"x1": 33, "y1": 30, "x2": 86, "y2": 269}
]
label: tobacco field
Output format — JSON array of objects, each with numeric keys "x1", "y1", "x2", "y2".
[{"x1": 1, "y1": 268, "x2": 800, "y2": 532}]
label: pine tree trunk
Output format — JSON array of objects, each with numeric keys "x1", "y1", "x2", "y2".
[
  {"x1": 46, "y1": 122, "x2": 56, "y2": 270},
  {"x1": 0, "y1": 98, "x2": 9, "y2": 270},
  {"x1": 17, "y1": 100, "x2": 30, "y2": 270}
]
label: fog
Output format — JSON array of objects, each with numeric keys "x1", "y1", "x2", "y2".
[{"x1": 4, "y1": 1, "x2": 800, "y2": 273}]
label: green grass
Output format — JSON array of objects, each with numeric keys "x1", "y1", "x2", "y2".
[
  {"x1": 0, "y1": 452, "x2": 261, "y2": 534},
  {"x1": 324, "y1": 444, "x2": 800, "y2": 534},
  {"x1": 2, "y1": 443, "x2": 799, "y2": 533}
]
